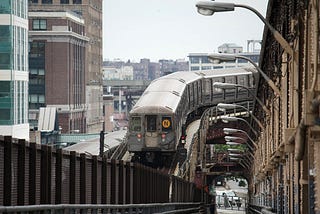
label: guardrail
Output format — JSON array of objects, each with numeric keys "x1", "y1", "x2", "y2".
[
  {"x1": 248, "y1": 204, "x2": 275, "y2": 214},
  {"x1": 0, "y1": 203, "x2": 203, "y2": 213},
  {"x1": 0, "y1": 136, "x2": 205, "y2": 206}
]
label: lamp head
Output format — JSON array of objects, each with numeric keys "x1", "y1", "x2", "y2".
[
  {"x1": 226, "y1": 141, "x2": 243, "y2": 146},
  {"x1": 228, "y1": 153, "x2": 242, "y2": 157},
  {"x1": 208, "y1": 54, "x2": 237, "y2": 63},
  {"x1": 217, "y1": 103, "x2": 237, "y2": 110},
  {"x1": 223, "y1": 128, "x2": 244, "y2": 135},
  {"x1": 227, "y1": 148, "x2": 242, "y2": 153},
  {"x1": 225, "y1": 136, "x2": 246, "y2": 142},
  {"x1": 220, "y1": 115, "x2": 239, "y2": 123},
  {"x1": 229, "y1": 157, "x2": 241, "y2": 161},
  {"x1": 196, "y1": 1, "x2": 235, "y2": 16}
]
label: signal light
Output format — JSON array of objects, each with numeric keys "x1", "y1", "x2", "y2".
[
  {"x1": 181, "y1": 135, "x2": 186, "y2": 144},
  {"x1": 161, "y1": 133, "x2": 166, "y2": 142},
  {"x1": 137, "y1": 133, "x2": 142, "y2": 141}
]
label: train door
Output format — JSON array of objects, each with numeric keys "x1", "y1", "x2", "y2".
[
  {"x1": 145, "y1": 115, "x2": 158, "y2": 147},
  {"x1": 199, "y1": 80, "x2": 203, "y2": 105},
  {"x1": 237, "y1": 74, "x2": 249, "y2": 98},
  {"x1": 194, "y1": 82, "x2": 198, "y2": 107},
  {"x1": 224, "y1": 76, "x2": 236, "y2": 100},
  {"x1": 212, "y1": 77, "x2": 224, "y2": 101},
  {"x1": 204, "y1": 79, "x2": 211, "y2": 105}
]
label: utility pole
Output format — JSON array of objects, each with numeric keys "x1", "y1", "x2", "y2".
[{"x1": 99, "y1": 130, "x2": 104, "y2": 157}]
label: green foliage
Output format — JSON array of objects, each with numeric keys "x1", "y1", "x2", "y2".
[
  {"x1": 214, "y1": 144, "x2": 246, "y2": 152},
  {"x1": 238, "y1": 180, "x2": 246, "y2": 187}
]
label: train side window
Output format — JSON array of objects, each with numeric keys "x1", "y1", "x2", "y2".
[
  {"x1": 237, "y1": 75, "x2": 246, "y2": 87},
  {"x1": 130, "y1": 117, "x2": 141, "y2": 132},
  {"x1": 162, "y1": 117, "x2": 172, "y2": 132},
  {"x1": 213, "y1": 78, "x2": 223, "y2": 92},
  {"x1": 225, "y1": 76, "x2": 235, "y2": 84},
  {"x1": 146, "y1": 115, "x2": 157, "y2": 132}
]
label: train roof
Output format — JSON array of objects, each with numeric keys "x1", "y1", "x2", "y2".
[
  {"x1": 156, "y1": 71, "x2": 203, "y2": 84},
  {"x1": 130, "y1": 91, "x2": 181, "y2": 114},
  {"x1": 130, "y1": 67, "x2": 256, "y2": 115},
  {"x1": 145, "y1": 78, "x2": 187, "y2": 93},
  {"x1": 198, "y1": 66, "x2": 256, "y2": 78}
]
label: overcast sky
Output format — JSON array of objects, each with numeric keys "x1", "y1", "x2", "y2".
[{"x1": 103, "y1": 0, "x2": 268, "y2": 62}]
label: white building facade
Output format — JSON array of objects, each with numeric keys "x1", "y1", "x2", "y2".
[
  {"x1": 103, "y1": 66, "x2": 134, "y2": 80},
  {"x1": 0, "y1": 0, "x2": 29, "y2": 140},
  {"x1": 188, "y1": 43, "x2": 260, "y2": 71}
]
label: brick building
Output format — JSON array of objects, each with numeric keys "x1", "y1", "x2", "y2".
[
  {"x1": 29, "y1": 11, "x2": 89, "y2": 133},
  {"x1": 29, "y1": 0, "x2": 103, "y2": 133}
]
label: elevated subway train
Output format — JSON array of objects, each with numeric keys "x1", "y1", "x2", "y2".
[{"x1": 127, "y1": 67, "x2": 258, "y2": 165}]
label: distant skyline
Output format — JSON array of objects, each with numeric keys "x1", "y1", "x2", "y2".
[{"x1": 103, "y1": 0, "x2": 268, "y2": 62}]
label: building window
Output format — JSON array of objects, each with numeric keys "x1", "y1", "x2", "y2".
[
  {"x1": 29, "y1": 42, "x2": 45, "y2": 57},
  {"x1": 60, "y1": 0, "x2": 69, "y2": 4},
  {"x1": 191, "y1": 66, "x2": 199, "y2": 71},
  {"x1": 201, "y1": 66, "x2": 211, "y2": 70},
  {"x1": 201, "y1": 56, "x2": 209, "y2": 63},
  {"x1": 32, "y1": 19, "x2": 47, "y2": 30},
  {"x1": 73, "y1": 0, "x2": 82, "y2": 4},
  {"x1": 0, "y1": 26, "x2": 11, "y2": 69},
  {"x1": 42, "y1": 0, "x2": 52, "y2": 4},
  {"x1": 0, "y1": 81, "x2": 12, "y2": 125},
  {"x1": 30, "y1": 0, "x2": 38, "y2": 3},
  {"x1": 190, "y1": 57, "x2": 200, "y2": 64},
  {"x1": 0, "y1": 0, "x2": 11, "y2": 14}
]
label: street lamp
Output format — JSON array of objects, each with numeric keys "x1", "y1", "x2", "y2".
[
  {"x1": 228, "y1": 155, "x2": 251, "y2": 169},
  {"x1": 220, "y1": 115, "x2": 258, "y2": 137},
  {"x1": 217, "y1": 103, "x2": 264, "y2": 130},
  {"x1": 225, "y1": 135, "x2": 247, "y2": 142},
  {"x1": 228, "y1": 148, "x2": 255, "y2": 161},
  {"x1": 225, "y1": 137, "x2": 255, "y2": 151},
  {"x1": 227, "y1": 148, "x2": 242, "y2": 153},
  {"x1": 228, "y1": 153, "x2": 242, "y2": 157},
  {"x1": 209, "y1": 54, "x2": 281, "y2": 97},
  {"x1": 195, "y1": 1, "x2": 295, "y2": 57},
  {"x1": 213, "y1": 82, "x2": 270, "y2": 116},
  {"x1": 223, "y1": 128, "x2": 257, "y2": 149},
  {"x1": 229, "y1": 153, "x2": 254, "y2": 165}
]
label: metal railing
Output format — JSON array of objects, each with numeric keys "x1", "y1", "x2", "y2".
[
  {"x1": 248, "y1": 204, "x2": 275, "y2": 214},
  {"x1": 0, "y1": 203, "x2": 203, "y2": 213}
]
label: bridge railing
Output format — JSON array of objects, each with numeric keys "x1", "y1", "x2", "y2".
[
  {"x1": 0, "y1": 136, "x2": 204, "y2": 206},
  {"x1": 248, "y1": 204, "x2": 276, "y2": 214},
  {"x1": 0, "y1": 203, "x2": 203, "y2": 213}
]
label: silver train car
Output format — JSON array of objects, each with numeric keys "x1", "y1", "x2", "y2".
[{"x1": 127, "y1": 67, "x2": 257, "y2": 164}]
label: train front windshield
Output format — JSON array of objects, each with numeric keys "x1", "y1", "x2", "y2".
[
  {"x1": 130, "y1": 116, "x2": 141, "y2": 132},
  {"x1": 146, "y1": 115, "x2": 157, "y2": 132}
]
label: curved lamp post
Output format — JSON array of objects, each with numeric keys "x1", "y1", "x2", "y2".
[
  {"x1": 229, "y1": 153, "x2": 254, "y2": 164},
  {"x1": 209, "y1": 54, "x2": 281, "y2": 97},
  {"x1": 195, "y1": 1, "x2": 295, "y2": 57},
  {"x1": 217, "y1": 103, "x2": 264, "y2": 130},
  {"x1": 228, "y1": 148, "x2": 255, "y2": 160},
  {"x1": 224, "y1": 127, "x2": 258, "y2": 148},
  {"x1": 214, "y1": 82, "x2": 270, "y2": 116},
  {"x1": 226, "y1": 141, "x2": 251, "y2": 149},
  {"x1": 227, "y1": 149, "x2": 253, "y2": 168},
  {"x1": 220, "y1": 115, "x2": 258, "y2": 137},
  {"x1": 225, "y1": 135, "x2": 247, "y2": 142}
]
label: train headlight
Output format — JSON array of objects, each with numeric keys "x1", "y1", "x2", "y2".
[
  {"x1": 181, "y1": 135, "x2": 186, "y2": 144},
  {"x1": 161, "y1": 133, "x2": 166, "y2": 142},
  {"x1": 137, "y1": 133, "x2": 142, "y2": 141}
]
